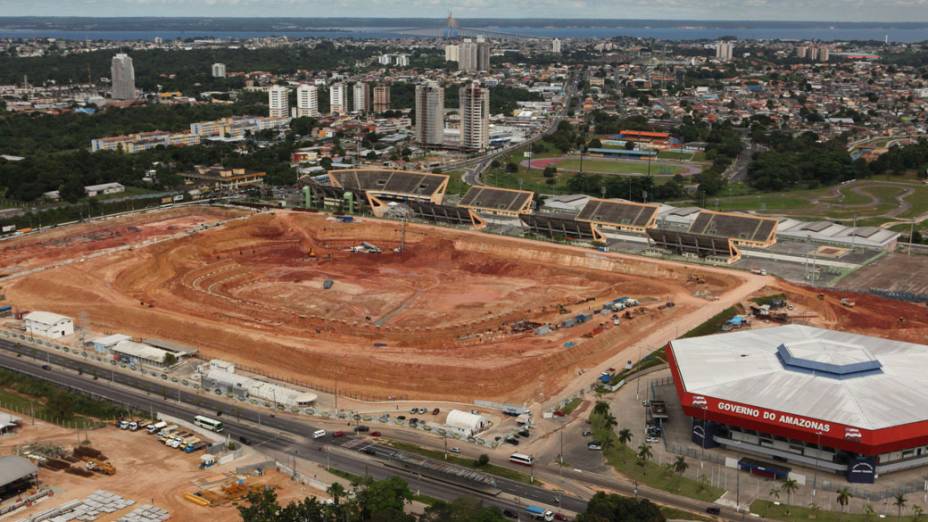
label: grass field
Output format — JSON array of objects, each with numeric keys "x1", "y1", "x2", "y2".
[
  {"x1": 750, "y1": 499, "x2": 902, "y2": 521},
  {"x1": 388, "y1": 441, "x2": 538, "y2": 485},
  {"x1": 657, "y1": 150, "x2": 706, "y2": 162},
  {"x1": 556, "y1": 158, "x2": 685, "y2": 176}
]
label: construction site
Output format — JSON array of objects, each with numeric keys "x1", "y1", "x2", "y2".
[{"x1": 1, "y1": 207, "x2": 749, "y2": 403}]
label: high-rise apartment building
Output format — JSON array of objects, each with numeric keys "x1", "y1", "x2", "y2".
[
  {"x1": 267, "y1": 85, "x2": 289, "y2": 118},
  {"x1": 329, "y1": 82, "x2": 348, "y2": 115},
  {"x1": 394, "y1": 55, "x2": 410, "y2": 67},
  {"x1": 445, "y1": 44, "x2": 460, "y2": 62},
  {"x1": 110, "y1": 53, "x2": 136, "y2": 100},
  {"x1": 373, "y1": 85, "x2": 391, "y2": 113},
  {"x1": 458, "y1": 39, "x2": 478, "y2": 73},
  {"x1": 715, "y1": 41, "x2": 734, "y2": 62},
  {"x1": 459, "y1": 82, "x2": 490, "y2": 152},
  {"x1": 296, "y1": 84, "x2": 319, "y2": 117},
  {"x1": 352, "y1": 82, "x2": 370, "y2": 113},
  {"x1": 476, "y1": 36, "x2": 491, "y2": 72},
  {"x1": 415, "y1": 81, "x2": 445, "y2": 147},
  {"x1": 552, "y1": 38, "x2": 562, "y2": 54},
  {"x1": 211, "y1": 63, "x2": 227, "y2": 78}
]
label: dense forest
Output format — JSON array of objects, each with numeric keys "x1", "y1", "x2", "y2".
[{"x1": 747, "y1": 131, "x2": 861, "y2": 191}]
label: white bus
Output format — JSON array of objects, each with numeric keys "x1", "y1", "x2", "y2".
[
  {"x1": 509, "y1": 453, "x2": 534, "y2": 466},
  {"x1": 194, "y1": 415, "x2": 224, "y2": 433}
]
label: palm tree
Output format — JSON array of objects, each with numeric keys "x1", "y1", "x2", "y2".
[
  {"x1": 864, "y1": 503, "x2": 876, "y2": 521},
  {"x1": 895, "y1": 494, "x2": 907, "y2": 520},
  {"x1": 836, "y1": 487, "x2": 852, "y2": 513},
  {"x1": 672, "y1": 455, "x2": 688, "y2": 475},
  {"x1": 913, "y1": 505, "x2": 924, "y2": 521},
  {"x1": 781, "y1": 478, "x2": 799, "y2": 512},
  {"x1": 636, "y1": 443, "x2": 653, "y2": 474},
  {"x1": 593, "y1": 401, "x2": 610, "y2": 416},
  {"x1": 618, "y1": 428, "x2": 633, "y2": 446},
  {"x1": 604, "y1": 413, "x2": 618, "y2": 431},
  {"x1": 768, "y1": 486, "x2": 781, "y2": 500}
]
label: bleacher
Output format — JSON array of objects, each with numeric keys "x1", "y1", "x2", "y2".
[
  {"x1": 688, "y1": 210, "x2": 777, "y2": 247},
  {"x1": 460, "y1": 186, "x2": 534, "y2": 216},
  {"x1": 330, "y1": 169, "x2": 448, "y2": 202},
  {"x1": 576, "y1": 198, "x2": 659, "y2": 232},
  {"x1": 304, "y1": 181, "x2": 367, "y2": 211},
  {"x1": 521, "y1": 214, "x2": 595, "y2": 241},
  {"x1": 406, "y1": 201, "x2": 478, "y2": 227},
  {"x1": 647, "y1": 229, "x2": 740, "y2": 263}
]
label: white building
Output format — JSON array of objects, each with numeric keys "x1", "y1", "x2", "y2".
[
  {"x1": 110, "y1": 53, "x2": 136, "y2": 100},
  {"x1": 111, "y1": 340, "x2": 171, "y2": 367},
  {"x1": 296, "y1": 84, "x2": 320, "y2": 118},
  {"x1": 201, "y1": 361, "x2": 317, "y2": 408},
  {"x1": 268, "y1": 85, "x2": 289, "y2": 119},
  {"x1": 378, "y1": 54, "x2": 392, "y2": 65},
  {"x1": 415, "y1": 81, "x2": 445, "y2": 146},
  {"x1": 444, "y1": 409, "x2": 488, "y2": 437},
  {"x1": 394, "y1": 54, "x2": 410, "y2": 67},
  {"x1": 89, "y1": 334, "x2": 132, "y2": 354},
  {"x1": 352, "y1": 82, "x2": 370, "y2": 113},
  {"x1": 444, "y1": 44, "x2": 460, "y2": 62},
  {"x1": 84, "y1": 182, "x2": 125, "y2": 197},
  {"x1": 552, "y1": 38, "x2": 562, "y2": 54},
  {"x1": 329, "y1": 82, "x2": 348, "y2": 115},
  {"x1": 715, "y1": 41, "x2": 734, "y2": 62},
  {"x1": 211, "y1": 63, "x2": 226, "y2": 78},
  {"x1": 24, "y1": 311, "x2": 74, "y2": 339},
  {"x1": 458, "y1": 39, "x2": 478, "y2": 73},
  {"x1": 460, "y1": 81, "x2": 490, "y2": 151}
]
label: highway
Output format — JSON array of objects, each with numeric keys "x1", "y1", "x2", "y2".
[
  {"x1": 0, "y1": 340, "x2": 584, "y2": 517},
  {"x1": 0, "y1": 337, "x2": 757, "y2": 521}
]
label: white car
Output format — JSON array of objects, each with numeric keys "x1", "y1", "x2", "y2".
[{"x1": 449, "y1": 447, "x2": 461, "y2": 454}]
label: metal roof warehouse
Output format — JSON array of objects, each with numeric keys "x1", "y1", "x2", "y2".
[{"x1": 668, "y1": 325, "x2": 928, "y2": 483}]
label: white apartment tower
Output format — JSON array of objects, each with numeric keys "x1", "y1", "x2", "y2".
[
  {"x1": 415, "y1": 81, "x2": 445, "y2": 147},
  {"x1": 267, "y1": 85, "x2": 289, "y2": 118},
  {"x1": 445, "y1": 44, "x2": 460, "y2": 62},
  {"x1": 296, "y1": 84, "x2": 320, "y2": 117},
  {"x1": 211, "y1": 63, "x2": 227, "y2": 78},
  {"x1": 373, "y1": 85, "x2": 390, "y2": 113},
  {"x1": 459, "y1": 82, "x2": 490, "y2": 152},
  {"x1": 352, "y1": 82, "x2": 370, "y2": 113},
  {"x1": 552, "y1": 38, "x2": 562, "y2": 54},
  {"x1": 110, "y1": 53, "x2": 136, "y2": 100},
  {"x1": 329, "y1": 82, "x2": 348, "y2": 115},
  {"x1": 715, "y1": 41, "x2": 734, "y2": 62},
  {"x1": 458, "y1": 39, "x2": 478, "y2": 73}
]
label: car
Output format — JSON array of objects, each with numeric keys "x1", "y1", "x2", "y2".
[
  {"x1": 397, "y1": 415, "x2": 406, "y2": 421},
  {"x1": 705, "y1": 506, "x2": 721, "y2": 515},
  {"x1": 333, "y1": 431, "x2": 346, "y2": 438},
  {"x1": 362, "y1": 447, "x2": 376, "y2": 455},
  {"x1": 41, "y1": 364, "x2": 51, "y2": 370},
  {"x1": 449, "y1": 447, "x2": 461, "y2": 454},
  {"x1": 582, "y1": 430, "x2": 592, "y2": 437},
  {"x1": 518, "y1": 429, "x2": 530, "y2": 438},
  {"x1": 370, "y1": 431, "x2": 382, "y2": 437},
  {"x1": 554, "y1": 513, "x2": 569, "y2": 521},
  {"x1": 646, "y1": 437, "x2": 659, "y2": 444},
  {"x1": 354, "y1": 425, "x2": 370, "y2": 432},
  {"x1": 410, "y1": 417, "x2": 419, "y2": 423},
  {"x1": 410, "y1": 407, "x2": 418, "y2": 414},
  {"x1": 419, "y1": 408, "x2": 429, "y2": 414},
  {"x1": 502, "y1": 509, "x2": 518, "y2": 519},
  {"x1": 239, "y1": 435, "x2": 250, "y2": 444},
  {"x1": 378, "y1": 415, "x2": 390, "y2": 423},
  {"x1": 432, "y1": 408, "x2": 440, "y2": 415},
  {"x1": 505, "y1": 437, "x2": 520, "y2": 446},
  {"x1": 553, "y1": 410, "x2": 564, "y2": 417},
  {"x1": 587, "y1": 442, "x2": 603, "y2": 450}
]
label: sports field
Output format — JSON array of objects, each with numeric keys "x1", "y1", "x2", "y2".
[{"x1": 555, "y1": 158, "x2": 686, "y2": 176}]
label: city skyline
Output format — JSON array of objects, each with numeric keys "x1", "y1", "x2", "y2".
[{"x1": 2, "y1": 1, "x2": 928, "y2": 22}]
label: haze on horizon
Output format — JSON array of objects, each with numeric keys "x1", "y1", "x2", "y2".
[{"x1": 1, "y1": 0, "x2": 928, "y2": 23}]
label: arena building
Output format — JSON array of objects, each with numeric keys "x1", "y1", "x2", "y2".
[{"x1": 667, "y1": 325, "x2": 928, "y2": 483}]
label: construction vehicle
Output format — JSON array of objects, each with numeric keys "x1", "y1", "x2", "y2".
[
  {"x1": 147, "y1": 421, "x2": 167, "y2": 434},
  {"x1": 840, "y1": 298, "x2": 856, "y2": 307},
  {"x1": 84, "y1": 458, "x2": 115, "y2": 475}
]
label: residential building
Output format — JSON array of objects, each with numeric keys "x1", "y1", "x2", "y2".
[
  {"x1": 24, "y1": 311, "x2": 74, "y2": 339},
  {"x1": 378, "y1": 54, "x2": 392, "y2": 65},
  {"x1": 84, "y1": 182, "x2": 125, "y2": 197},
  {"x1": 268, "y1": 85, "x2": 289, "y2": 118},
  {"x1": 394, "y1": 54, "x2": 410, "y2": 67},
  {"x1": 715, "y1": 41, "x2": 734, "y2": 62},
  {"x1": 296, "y1": 84, "x2": 320, "y2": 117},
  {"x1": 459, "y1": 39, "x2": 478, "y2": 73},
  {"x1": 476, "y1": 36, "x2": 491, "y2": 72},
  {"x1": 460, "y1": 81, "x2": 490, "y2": 151},
  {"x1": 330, "y1": 82, "x2": 348, "y2": 115},
  {"x1": 445, "y1": 44, "x2": 460, "y2": 62},
  {"x1": 552, "y1": 38, "x2": 562, "y2": 54},
  {"x1": 110, "y1": 53, "x2": 136, "y2": 100},
  {"x1": 373, "y1": 85, "x2": 391, "y2": 113},
  {"x1": 415, "y1": 81, "x2": 445, "y2": 146},
  {"x1": 211, "y1": 63, "x2": 226, "y2": 78},
  {"x1": 352, "y1": 82, "x2": 370, "y2": 113}
]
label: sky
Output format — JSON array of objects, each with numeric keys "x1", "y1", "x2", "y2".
[{"x1": 1, "y1": 0, "x2": 928, "y2": 22}]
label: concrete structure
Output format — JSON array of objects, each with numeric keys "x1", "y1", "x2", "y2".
[
  {"x1": 267, "y1": 85, "x2": 289, "y2": 119},
  {"x1": 211, "y1": 63, "x2": 226, "y2": 78},
  {"x1": 777, "y1": 218, "x2": 898, "y2": 252},
  {"x1": 182, "y1": 165, "x2": 266, "y2": 191},
  {"x1": 0, "y1": 456, "x2": 37, "y2": 491},
  {"x1": 372, "y1": 84, "x2": 390, "y2": 113},
  {"x1": 24, "y1": 311, "x2": 74, "y2": 339},
  {"x1": 352, "y1": 82, "x2": 370, "y2": 114},
  {"x1": 459, "y1": 82, "x2": 490, "y2": 151},
  {"x1": 200, "y1": 361, "x2": 317, "y2": 408},
  {"x1": 89, "y1": 334, "x2": 132, "y2": 354},
  {"x1": 444, "y1": 409, "x2": 488, "y2": 437},
  {"x1": 552, "y1": 38, "x2": 562, "y2": 54},
  {"x1": 329, "y1": 82, "x2": 348, "y2": 115},
  {"x1": 110, "y1": 53, "x2": 136, "y2": 100},
  {"x1": 111, "y1": 340, "x2": 172, "y2": 367},
  {"x1": 715, "y1": 41, "x2": 734, "y2": 62},
  {"x1": 296, "y1": 84, "x2": 320, "y2": 118},
  {"x1": 669, "y1": 325, "x2": 928, "y2": 483},
  {"x1": 84, "y1": 182, "x2": 125, "y2": 197},
  {"x1": 415, "y1": 81, "x2": 445, "y2": 147}
]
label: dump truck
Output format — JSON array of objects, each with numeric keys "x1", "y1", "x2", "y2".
[
  {"x1": 525, "y1": 505, "x2": 554, "y2": 521},
  {"x1": 147, "y1": 421, "x2": 167, "y2": 434}
]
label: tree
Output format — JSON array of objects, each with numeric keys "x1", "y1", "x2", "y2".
[
  {"x1": 353, "y1": 476, "x2": 414, "y2": 521},
  {"x1": 238, "y1": 487, "x2": 287, "y2": 522},
  {"x1": 542, "y1": 165, "x2": 558, "y2": 178},
  {"x1": 576, "y1": 492, "x2": 665, "y2": 522},
  {"x1": 593, "y1": 401, "x2": 611, "y2": 416},
  {"x1": 327, "y1": 482, "x2": 346, "y2": 506},
  {"x1": 672, "y1": 455, "x2": 688, "y2": 476},
  {"x1": 475, "y1": 454, "x2": 490, "y2": 467},
  {"x1": 624, "y1": 140, "x2": 636, "y2": 150},
  {"x1": 421, "y1": 497, "x2": 507, "y2": 522},
  {"x1": 45, "y1": 391, "x2": 76, "y2": 422},
  {"x1": 636, "y1": 443, "x2": 653, "y2": 474},
  {"x1": 895, "y1": 493, "x2": 907, "y2": 520},
  {"x1": 781, "y1": 478, "x2": 799, "y2": 511},
  {"x1": 836, "y1": 487, "x2": 852, "y2": 512},
  {"x1": 913, "y1": 505, "x2": 924, "y2": 521},
  {"x1": 506, "y1": 162, "x2": 519, "y2": 173},
  {"x1": 618, "y1": 428, "x2": 633, "y2": 446}
]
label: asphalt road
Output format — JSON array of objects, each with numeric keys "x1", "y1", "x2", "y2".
[{"x1": 0, "y1": 340, "x2": 584, "y2": 518}]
